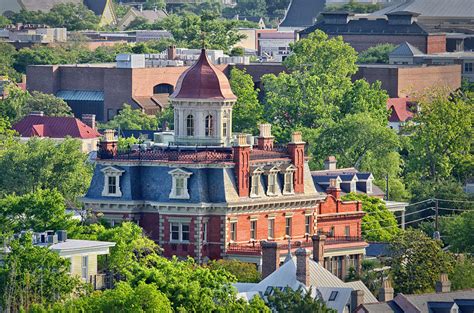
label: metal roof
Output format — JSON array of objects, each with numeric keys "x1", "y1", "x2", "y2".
[
  {"x1": 390, "y1": 41, "x2": 423, "y2": 57},
  {"x1": 56, "y1": 90, "x2": 104, "y2": 102},
  {"x1": 372, "y1": 0, "x2": 474, "y2": 18}
]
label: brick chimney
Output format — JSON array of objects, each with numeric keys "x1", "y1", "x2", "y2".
[
  {"x1": 261, "y1": 241, "x2": 280, "y2": 279},
  {"x1": 233, "y1": 134, "x2": 251, "y2": 197},
  {"x1": 288, "y1": 131, "x2": 305, "y2": 193},
  {"x1": 435, "y1": 273, "x2": 451, "y2": 293},
  {"x1": 295, "y1": 248, "x2": 310, "y2": 286},
  {"x1": 326, "y1": 178, "x2": 341, "y2": 199},
  {"x1": 99, "y1": 129, "x2": 118, "y2": 158},
  {"x1": 311, "y1": 234, "x2": 325, "y2": 263},
  {"x1": 379, "y1": 279, "x2": 394, "y2": 302},
  {"x1": 168, "y1": 45, "x2": 177, "y2": 60},
  {"x1": 351, "y1": 290, "x2": 365, "y2": 311},
  {"x1": 257, "y1": 123, "x2": 274, "y2": 151},
  {"x1": 81, "y1": 114, "x2": 96, "y2": 130},
  {"x1": 324, "y1": 156, "x2": 337, "y2": 170}
]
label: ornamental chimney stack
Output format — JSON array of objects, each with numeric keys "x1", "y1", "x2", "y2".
[{"x1": 257, "y1": 123, "x2": 274, "y2": 150}]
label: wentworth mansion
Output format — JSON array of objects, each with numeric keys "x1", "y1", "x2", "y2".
[{"x1": 83, "y1": 49, "x2": 378, "y2": 280}]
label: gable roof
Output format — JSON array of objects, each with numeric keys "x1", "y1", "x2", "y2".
[
  {"x1": 13, "y1": 115, "x2": 101, "y2": 139},
  {"x1": 279, "y1": 0, "x2": 326, "y2": 29},
  {"x1": 387, "y1": 98, "x2": 415, "y2": 122},
  {"x1": 372, "y1": 0, "x2": 474, "y2": 19},
  {"x1": 390, "y1": 41, "x2": 423, "y2": 57}
]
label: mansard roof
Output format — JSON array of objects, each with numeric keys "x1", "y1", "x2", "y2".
[{"x1": 170, "y1": 49, "x2": 236, "y2": 101}]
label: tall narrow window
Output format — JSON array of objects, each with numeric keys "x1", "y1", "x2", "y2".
[
  {"x1": 182, "y1": 224, "x2": 190, "y2": 241},
  {"x1": 202, "y1": 222, "x2": 208, "y2": 242},
  {"x1": 81, "y1": 256, "x2": 88, "y2": 280},
  {"x1": 171, "y1": 223, "x2": 180, "y2": 241},
  {"x1": 108, "y1": 176, "x2": 117, "y2": 194},
  {"x1": 305, "y1": 216, "x2": 311, "y2": 234},
  {"x1": 285, "y1": 217, "x2": 292, "y2": 237},
  {"x1": 230, "y1": 221, "x2": 237, "y2": 241},
  {"x1": 175, "y1": 177, "x2": 185, "y2": 197},
  {"x1": 268, "y1": 219, "x2": 275, "y2": 239},
  {"x1": 345, "y1": 226, "x2": 350, "y2": 237},
  {"x1": 223, "y1": 121, "x2": 228, "y2": 137},
  {"x1": 251, "y1": 174, "x2": 261, "y2": 197},
  {"x1": 205, "y1": 115, "x2": 214, "y2": 136},
  {"x1": 267, "y1": 173, "x2": 277, "y2": 195},
  {"x1": 330, "y1": 226, "x2": 335, "y2": 237},
  {"x1": 250, "y1": 220, "x2": 257, "y2": 240},
  {"x1": 186, "y1": 115, "x2": 194, "y2": 136},
  {"x1": 283, "y1": 172, "x2": 294, "y2": 194}
]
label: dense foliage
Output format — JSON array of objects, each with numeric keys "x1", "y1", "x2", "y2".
[
  {"x1": 342, "y1": 194, "x2": 400, "y2": 241},
  {"x1": 229, "y1": 68, "x2": 263, "y2": 134},
  {"x1": 0, "y1": 138, "x2": 93, "y2": 204},
  {"x1": 326, "y1": 0, "x2": 382, "y2": 13},
  {"x1": 358, "y1": 43, "x2": 397, "y2": 64},
  {"x1": 11, "y1": 4, "x2": 100, "y2": 31},
  {"x1": 0, "y1": 233, "x2": 84, "y2": 312},
  {"x1": 100, "y1": 104, "x2": 159, "y2": 131},
  {"x1": 388, "y1": 230, "x2": 455, "y2": 294},
  {"x1": 207, "y1": 259, "x2": 261, "y2": 283},
  {"x1": 266, "y1": 287, "x2": 336, "y2": 313}
]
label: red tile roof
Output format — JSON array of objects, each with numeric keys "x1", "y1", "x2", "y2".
[
  {"x1": 387, "y1": 98, "x2": 415, "y2": 122},
  {"x1": 13, "y1": 115, "x2": 101, "y2": 139},
  {"x1": 170, "y1": 49, "x2": 237, "y2": 100}
]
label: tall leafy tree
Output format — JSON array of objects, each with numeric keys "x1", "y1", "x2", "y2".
[
  {"x1": 358, "y1": 43, "x2": 397, "y2": 64},
  {"x1": 404, "y1": 89, "x2": 473, "y2": 181},
  {"x1": 266, "y1": 287, "x2": 336, "y2": 313},
  {"x1": 0, "y1": 189, "x2": 75, "y2": 234},
  {"x1": 101, "y1": 104, "x2": 159, "y2": 130},
  {"x1": 23, "y1": 91, "x2": 73, "y2": 117},
  {"x1": 388, "y1": 230, "x2": 455, "y2": 294},
  {"x1": 342, "y1": 193, "x2": 400, "y2": 241},
  {"x1": 207, "y1": 259, "x2": 261, "y2": 283},
  {"x1": 0, "y1": 233, "x2": 84, "y2": 312},
  {"x1": 230, "y1": 68, "x2": 263, "y2": 134},
  {"x1": 444, "y1": 210, "x2": 474, "y2": 254},
  {"x1": 0, "y1": 138, "x2": 93, "y2": 203}
]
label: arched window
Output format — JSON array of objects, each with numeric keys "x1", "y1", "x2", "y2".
[
  {"x1": 186, "y1": 115, "x2": 194, "y2": 136},
  {"x1": 205, "y1": 115, "x2": 214, "y2": 137},
  {"x1": 153, "y1": 83, "x2": 174, "y2": 94}
]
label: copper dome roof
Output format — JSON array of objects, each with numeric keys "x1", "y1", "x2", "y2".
[{"x1": 170, "y1": 49, "x2": 237, "y2": 100}]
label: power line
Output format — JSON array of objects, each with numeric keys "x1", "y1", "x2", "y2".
[{"x1": 435, "y1": 198, "x2": 474, "y2": 204}]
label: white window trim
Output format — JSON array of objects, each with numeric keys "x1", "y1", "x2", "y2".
[
  {"x1": 265, "y1": 167, "x2": 280, "y2": 196},
  {"x1": 283, "y1": 171, "x2": 295, "y2": 195},
  {"x1": 250, "y1": 168, "x2": 264, "y2": 198},
  {"x1": 366, "y1": 179, "x2": 373, "y2": 194},
  {"x1": 230, "y1": 221, "x2": 237, "y2": 242},
  {"x1": 169, "y1": 168, "x2": 193, "y2": 200},
  {"x1": 101, "y1": 166, "x2": 124, "y2": 197},
  {"x1": 170, "y1": 222, "x2": 191, "y2": 243},
  {"x1": 267, "y1": 218, "x2": 275, "y2": 239},
  {"x1": 81, "y1": 255, "x2": 88, "y2": 280}
]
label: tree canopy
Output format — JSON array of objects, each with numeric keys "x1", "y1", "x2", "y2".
[
  {"x1": 229, "y1": 68, "x2": 263, "y2": 134},
  {"x1": 358, "y1": 43, "x2": 397, "y2": 64},
  {"x1": 101, "y1": 104, "x2": 159, "y2": 131}
]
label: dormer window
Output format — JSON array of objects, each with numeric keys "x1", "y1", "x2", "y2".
[
  {"x1": 101, "y1": 166, "x2": 125, "y2": 197},
  {"x1": 265, "y1": 166, "x2": 279, "y2": 196},
  {"x1": 350, "y1": 180, "x2": 357, "y2": 193},
  {"x1": 169, "y1": 168, "x2": 192, "y2": 199},
  {"x1": 367, "y1": 179, "x2": 373, "y2": 193},
  {"x1": 250, "y1": 167, "x2": 264, "y2": 198}
]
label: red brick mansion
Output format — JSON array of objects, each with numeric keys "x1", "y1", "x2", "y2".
[{"x1": 83, "y1": 49, "x2": 369, "y2": 280}]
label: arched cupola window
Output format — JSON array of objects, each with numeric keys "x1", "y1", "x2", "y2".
[
  {"x1": 205, "y1": 115, "x2": 214, "y2": 137},
  {"x1": 186, "y1": 115, "x2": 194, "y2": 136}
]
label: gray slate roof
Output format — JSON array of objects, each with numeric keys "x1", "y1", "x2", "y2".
[
  {"x1": 0, "y1": 0, "x2": 107, "y2": 15},
  {"x1": 279, "y1": 0, "x2": 326, "y2": 28},
  {"x1": 372, "y1": 0, "x2": 474, "y2": 18},
  {"x1": 390, "y1": 41, "x2": 423, "y2": 57}
]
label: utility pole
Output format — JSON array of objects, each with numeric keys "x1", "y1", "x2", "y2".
[
  {"x1": 385, "y1": 174, "x2": 389, "y2": 201},
  {"x1": 433, "y1": 199, "x2": 440, "y2": 240}
]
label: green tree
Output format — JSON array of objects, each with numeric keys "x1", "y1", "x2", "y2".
[
  {"x1": 0, "y1": 15, "x2": 11, "y2": 28},
  {"x1": 326, "y1": 0, "x2": 381, "y2": 13},
  {"x1": 451, "y1": 256, "x2": 474, "y2": 291},
  {"x1": 342, "y1": 193, "x2": 400, "y2": 241},
  {"x1": 23, "y1": 91, "x2": 72, "y2": 117},
  {"x1": 404, "y1": 89, "x2": 473, "y2": 181},
  {"x1": 0, "y1": 42, "x2": 21, "y2": 82},
  {"x1": 207, "y1": 259, "x2": 261, "y2": 283},
  {"x1": 143, "y1": 0, "x2": 166, "y2": 10},
  {"x1": 444, "y1": 210, "x2": 474, "y2": 254},
  {"x1": 358, "y1": 43, "x2": 397, "y2": 64},
  {"x1": 0, "y1": 138, "x2": 93, "y2": 203},
  {"x1": 388, "y1": 230, "x2": 455, "y2": 294},
  {"x1": 266, "y1": 286, "x2": 336, "y2": 313},
  {"x1": 230, "y1": 68, "x2": 263, "y2": 134},
  {"x1": 0, "y1": 189, "x2": 75, "y2": 234},
  {"x1": 227, "y1": 0, "x2": 267, "y2": 18},
  {"x1": 14, "y1": 45, "x2": 77, "y2": 73},
  {"x1": 0, "y1": 84, "x2": 29, "y2": 122},
  {"x1": 156, "y1": 12, "x2": 246, "y2": 52},
  {"x1": 0, "y1": 233, "x2": 83, "y2": 312},
  {"x1": 101, "y1": 104, "x2": 158, "y2": 130}
]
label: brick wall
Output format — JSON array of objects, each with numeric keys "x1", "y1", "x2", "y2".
[
  {"x1": 26, "y1": 65, "x2": 60, "y2": 94},
  {"x1": 427, "y1": 35, "x2": 447, "y2": 54},
  {"x1": 397, "y1": 65, "x2": 461, "y2": 97},
  {"x1": 139, "y1": 212, "x2": 160, "y2": 241},
  {"x1": 318, "y1": 196, "x2": 363, "y2": 237},
  {"x1": 161, "y1": 215, "x2": 196, "y2": 258}
]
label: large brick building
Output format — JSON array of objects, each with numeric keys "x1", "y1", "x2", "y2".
[
  {"x1": 299, "y1": 11, "x2": 447, "y2": 54},
  {"x1": 82, "y1": 49, "x2": 369, "y2": 280}
]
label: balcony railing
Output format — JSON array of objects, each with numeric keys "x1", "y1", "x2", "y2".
[{"x1": 226, "y1": 236, "x2": 365, "y2": 256}]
